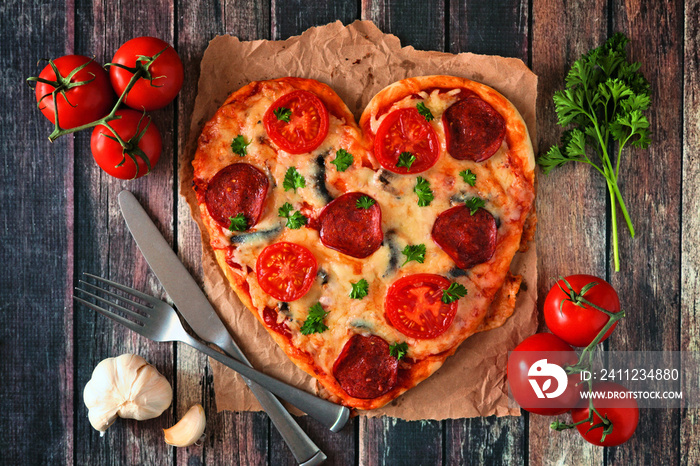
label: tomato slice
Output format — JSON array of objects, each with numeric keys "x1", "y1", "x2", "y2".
[
  {"x1": 374, "y1": 107, "x2": 439, "y2": 174},
  {"x1": 385, "y1": 274, "x2": 457, "y2": 339},
  {"x1": 263, "y1": 90, "x2": 330, "y2": 154},
  {"x1": 256, "y1": 242, "x2": 318, "y2": 302}
]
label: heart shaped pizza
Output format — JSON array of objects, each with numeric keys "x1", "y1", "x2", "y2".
[{"x1": 192, "y1": 76, "x2": 535, "y2": 410}]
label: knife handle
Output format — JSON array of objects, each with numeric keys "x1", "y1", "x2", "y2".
[
  {"x1": 217, "y1": 341, "x2": 328, "y2": 465},
  {"x1": 186, "y1": 338, "x2": 351, "y2": 433}
]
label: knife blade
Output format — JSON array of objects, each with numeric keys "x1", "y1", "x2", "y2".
[{"x1": 118, "y1": 190, "x2": 347, "y2": 465}]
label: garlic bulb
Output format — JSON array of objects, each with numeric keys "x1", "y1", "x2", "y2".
[
  {"x1": 163, "y1": 404, "x2": 206, "y2": 447},
  {"x1": 83, "y1": 354, "x2": 172, "y2": 434}
]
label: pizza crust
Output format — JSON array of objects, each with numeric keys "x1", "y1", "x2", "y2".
[{"x1": 193, "y1": 76, "x2": 535, "y2": 410}]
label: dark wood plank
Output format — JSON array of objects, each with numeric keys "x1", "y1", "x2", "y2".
[
  {"x1": 73, "y1": 0, "x2": 177, "y2": 464},
  {"x1": 448, "y1": 0, "x2": 528, "y2": 57},
  {"x1": 681, "y1": 1, "x2": 700, "y2": 464},
  {"x1": 530, "y1": 0, "x2": 608, "y2": 464},
  {"x1": 608, "y1": 0, "x2": 684, "y2": 464},
  {"x1": 175, "y1": 0, "x2": 271, "y2": 464},
  {"x1": 444, "y1": 3, "x2": 530, "y2": 464},
  {"x1": 360, "y1": 418, "x2": 442, "y2": 466},
  {"x1": 0, "y1": 1, "x2": 74, "y2": 464},
  {"x1": 269, "y1": 414, "x2": 356, "y2": 465},
  {"x1": 271, "y1": 0, "x2": 358, "y2": 41},
  {"x1": 445, "y1": 416, "x2": 525, "y2": 465},
  {"x1": 361, "y1": 0, "x2": 445, "y2": 51}
]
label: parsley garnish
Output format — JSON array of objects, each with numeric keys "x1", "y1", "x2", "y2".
[
  {"x1": 349, "y1": 279, "x2": 369, "y2": 300},
  {"x1": 459, "y1": 169, "x2": 477, "y2": 186},
  {"x1": 416, "y1": 102, "x2": 434, "y2": 122},
  {"x1": 536, "y1": 33, "x2": 651, "y2": 272},
  {"x1": 414, "y1": 177, "x2": 434, "y2": 207},
  {"x1": 273, "y1": 107, "x2": 292, "y2": 122},
  {"x1": 442, "y1": 282, "x2": 468, "y2": 304},
  {"x1": 465, "y1": 197, "x2": 485, "y2": 215},
  {"x1": 230, "y1": 135, "x2": 250, "y2": 157},
  {"x1": 356, "y1": 195, "x2": 376, "y2": 209},
  {"x1": 283, "y1": 167, "x2": 306, "y2": 192},
  {"x1": 401, "y1": 244, "x2": 426, "y2": 267},
  {"x1": 396, "y1": 152, "x2": 416, "y2": 170},
  {"x1": 389, "y1": 342, "x2": 409, "y2": 360},
  {"x1": 278, "y1": 202, "x2": 307, "y2": 229},
  {"x1": 228, "y1": 213, "x2": 247, "y2": 232},
  {"x1": 332, "y1": 149, "x2": 354, "y2": 172},
  {"x1": 300, "y1": 303, "x2": 329, "y2": 335}
]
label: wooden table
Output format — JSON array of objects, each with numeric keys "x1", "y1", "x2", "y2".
[{"x1": 2, "y1": 0, "x2": 697, "y2": 464}]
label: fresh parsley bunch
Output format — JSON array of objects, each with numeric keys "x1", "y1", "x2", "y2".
[{"x1": 537, "y1": 33, "x2": 651, "y2": 272}]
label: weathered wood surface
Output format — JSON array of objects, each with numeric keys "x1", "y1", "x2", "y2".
[{"x1": 0, "y1": 0, "x2": 693, "y2": 464}]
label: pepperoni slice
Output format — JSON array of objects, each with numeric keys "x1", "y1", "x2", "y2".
[
  {"x1": 319, "y1": 192, "x2": 383, "y2": 258},
  {"x1": 385, "y1": 274, "x2": 457, "y2": 339},
  {"x1": 333, "y1": 334, "x2": 398, "y2": 399},
  {"x1": 374, "y1": 107, "x2": 439, "y2": 174},
  {"x1": 442, "y1": 96, "x2": 506, "y2": 162},
  {"x1": 205, "y1": 163, "x2": 269, "y2": 229},
  {"x1": 431, "y1": 205, "x2": 497, "y2": 269}
]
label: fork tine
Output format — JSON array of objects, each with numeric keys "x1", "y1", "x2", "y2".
[
  {"x1": 74, "y1": 287, "x2": 148, "y2": 322},
  {"x1": 83, "y1": 272, "x2": 161, "y2": 304},
  {"x1": 73, "y1": 295, "x2": 144, "y2": 333},
  {"x1": 79, "y1": 280, "x2": 152, "y2": 314}
]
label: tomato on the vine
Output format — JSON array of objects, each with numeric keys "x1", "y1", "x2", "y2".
[
  {"x1": 33, "y1": 55, "x2": 115, "y2": 129},
  {"x1": 109, "y1": 37, "x2": 183, "y2": 111},
  {"x1": 90, "y1": 109, "x2": 162, "y2": 179},
  {"x1": 544, "y1": 275, "x2": 621, "y2": 347},
  {"x1": 507, "y1": 333, "x2": 582, "y2": 415},
  {"x1": 571, "y1": 382, "x2": 639, "y2": 446}
]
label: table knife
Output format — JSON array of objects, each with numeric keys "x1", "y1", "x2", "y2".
[{"x1": 118, "y1": 190, "x2": 349, "y2": 465}]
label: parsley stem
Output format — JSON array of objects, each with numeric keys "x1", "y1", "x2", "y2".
[{"x1": 608, "y1": 179, "x2": 620, "y2": 272}]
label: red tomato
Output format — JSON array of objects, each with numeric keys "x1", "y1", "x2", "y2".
[
  {"x1": 256, "y1": 242, "x2": 318, "y2": 302},
  {"x1": 544, "y1": 275, "x2": 621, "y2": 347},
  {"x1": 90, "y1": 109, "x2": 162, "y2": 179},
  {"x1": 374, "y1": 107, "x2": 439, "y2": 174},
  {"x1": 34, "y1": 55, "x2": 114, "y2": 128},
  {"x1": 507, "y1": 333, "x2": 582, "y2": 415},
  {"x1": 571, "y1": 382, "x2": 639, "y2": 446},
  {"x1": 385, "y1": 274, "x2": 457, "y2": 339},
  {"x1": 263, "y1": 90, "x2": 330, "y2": 154},
  {"x1": 109, "y1": 37, "x2": 183, "y2": 111}
]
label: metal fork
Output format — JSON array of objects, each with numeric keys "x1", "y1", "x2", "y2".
[{"x1": 74, "y1": 274, "x2": 350, "y2": 435}]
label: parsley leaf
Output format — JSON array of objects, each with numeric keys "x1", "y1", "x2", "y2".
[
  {"x1": 459, "y1": 169, "x2": 477, "y2": 186},
  {"x1": 228, "y1": 213, "x2": 247, "y2": 232},
  {"x1": 465, "y1": 197, "x2": 485, "y2": 215},
  {"x1": 416, "y1": 102, "x2": 434, "y2": 122},
  {"x1": 332, "y1": 149, "x2": 354, "y2": 172},
  {"x1": 283, "y1": 167, "x2": 306, "y2": 192},
  {"x1": 300, "y1": 303, "x2": 329, "y2": 335},
  {"x1": 273, "y1": 107, "x2": 292, "y2": 122},
  {"x1": 396, "y1": 152, "x2": 416, "y2": 170},
  {"x1": 442, "y1": 282, "x2": 468, "y2": 304},
  {"x1": 278, "y1": 202, "x2": 307, "y2": 229},
  {"x1": 401, "y1": 244, "x2": 426, "y2": 267},
  {"x1": 230, "y1": 135, "x2": 250, "y2": 157},
  {"x1": 349, "y1": 278, "x2": 369, "y2": 300},
  {"x1": 536, "y1": 33, "x2": 651, "y2": 271},
  {"x1": 414, "y1": 176, "x2": 434, "y2": 207},
  {"x1": 389, "y1": 342, "x2": 409, "y2": 360},
  {"x1": 356, "y1": 195, "x2": 376, "y2": 209}
]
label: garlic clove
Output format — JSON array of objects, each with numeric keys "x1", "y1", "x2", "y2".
[
  {"x1": 83, "y1": 354, "x2": 172, "y2": 434},
  {"x1": 163, "y1": 404, "x2": 206, "y2": 447}
]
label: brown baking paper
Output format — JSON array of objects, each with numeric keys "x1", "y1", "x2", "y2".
[{"x1": 179, "y1": 20, "x2": 538, "y2": 420}]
